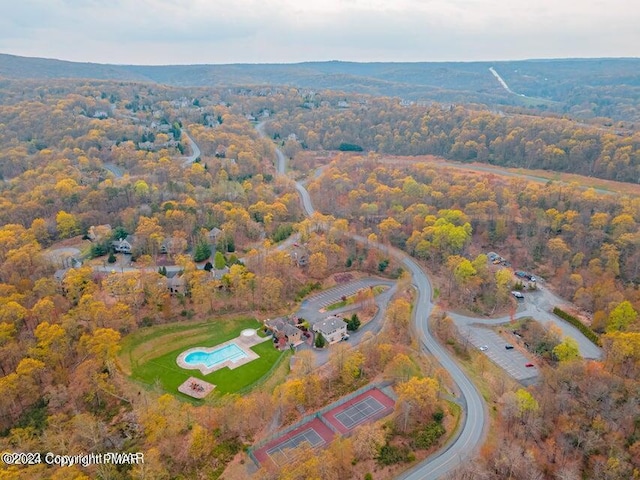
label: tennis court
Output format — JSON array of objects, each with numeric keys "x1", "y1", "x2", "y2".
[
  {"x1": 266, "y1": 427, "x2": 325, "y2": 466},
  {"x1": 333, "y1": 397, "x2": 385, "y2": 429},
  {"x1": 324, "y1": 388, "x2": 395, "y2": 434},
  {"x1": 252, "y1": 418, "x2": 335, "y2": 467}
]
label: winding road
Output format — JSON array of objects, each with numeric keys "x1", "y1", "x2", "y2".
[
  {"x1": 260, "y1": 127, "x2": 487, "y2": 479},
  {"x1": 181, "y1": 128, "x2": 201, "y2": 166}
]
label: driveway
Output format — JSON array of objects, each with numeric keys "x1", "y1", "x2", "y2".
[{"x1": 293, "y1": 277, "x2": 397, "y2": 366}]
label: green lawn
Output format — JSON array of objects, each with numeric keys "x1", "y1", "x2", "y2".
[{"x1": 119, "y1": 317, "x2": 284, "y2": 398}]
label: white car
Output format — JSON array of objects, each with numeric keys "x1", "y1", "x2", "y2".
[
  {"x1": 511, "y1": 291, "x2": 524, "y2": 299},
  {"x1": 479, "y1": 345, "x2": 488, "y2": 351}
]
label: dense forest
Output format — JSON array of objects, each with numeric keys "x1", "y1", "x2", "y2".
[
  {"x1": 1, "y1": 54, "x2": 640, "y2": 123},
  {"x1": 266, "y1": 98, "x2": 640, "y2": 182},
  {"x1": 302, "y1": 154, "x2": 640, "y2": 479},
  {"x1": 0, "y1": 76, "x2": 639, "y2": 479}
]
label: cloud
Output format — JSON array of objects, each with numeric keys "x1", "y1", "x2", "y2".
[{"x1": 0, "y1": 0, "x2": 638, "y2": 64}]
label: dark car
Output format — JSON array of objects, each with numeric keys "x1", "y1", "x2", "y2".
[
  {"x1": 505, "y1": 344, "x2": 514, "y2": 350},
  {"x1": 525, "y1": 363, "x2": 535, "y2": 367}
]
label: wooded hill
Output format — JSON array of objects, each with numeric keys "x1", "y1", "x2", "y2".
[{"x1": 1, "y1": 53, "x2": 639, "y2": 124}]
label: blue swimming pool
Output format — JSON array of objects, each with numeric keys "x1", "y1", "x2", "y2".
[{"x1": 184, "y1": 343, "x2": 248, "y2": 369}]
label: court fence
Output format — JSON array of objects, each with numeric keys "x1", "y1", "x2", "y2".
[{"x1": 248, "y1": 380, "x2": 394, "y2": 466}]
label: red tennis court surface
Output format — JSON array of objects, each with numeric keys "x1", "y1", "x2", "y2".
[
  {"x1": 323, "y1": 388, "x2": 395, "y2": 435},
  {"x1": 253, "y1": 418, "x2": 335, "y2": 467}
]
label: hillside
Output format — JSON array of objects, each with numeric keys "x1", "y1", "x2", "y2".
[{"x1": 1, "y1": 53, "x2": 639, "y2": 123}]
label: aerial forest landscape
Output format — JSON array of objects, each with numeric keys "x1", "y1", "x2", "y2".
[{"x1": 0, "y1": 2, "x2": 640, "y2": 480}]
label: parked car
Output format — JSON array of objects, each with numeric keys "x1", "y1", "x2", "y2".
[
  {"x1": 511, "y1": 291, "x2": 524, "y2": 299},
  {"x1": 505, "y1": 344, "x2": 514, "y2": 350},
  {"x1": 525, "y1": 363, "x2": 535, "y2": 368},
  {"x1": 479, "y1": 345, "x2": 488, "y2": 351}
]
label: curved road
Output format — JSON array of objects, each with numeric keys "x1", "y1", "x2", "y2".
[
  {"x1": 262, "y1": 128, "x2": 486, "y2": 479},
  {"x1": 181, "y1": 129, "x2": 201, "y2": 166}
]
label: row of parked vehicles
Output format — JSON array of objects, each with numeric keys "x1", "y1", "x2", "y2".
[{"x1": 515, "y1": 271, "x2": 537, "y2": 282}]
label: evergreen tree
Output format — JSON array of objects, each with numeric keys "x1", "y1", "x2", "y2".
[
  {"x1": 193, "y1": 241, "x2": 212, "y2": 262},
  {"x1": 214, "y1": 251, "x2": 226, "y2": 270}
]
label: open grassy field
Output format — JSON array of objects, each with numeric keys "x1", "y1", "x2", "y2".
[
  {"x1": 379, "y1": 155, "x2": 640, "y2": 197},
  {"x1": 119, "y1": 317, "x2": 284, "y2": 397}
]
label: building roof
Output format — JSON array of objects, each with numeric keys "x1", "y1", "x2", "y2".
[
  {"x1": 282, "y1": 324, "x2": 301, "y2": 337},
  {"x1": 112, "y1": 235, "x2": 135, "y2": 246},
  {"x1": 314, "y1": 316, "x2": 346, "y2": 335},
  {"x1": 266, "y1": 317, "x2": 289, "y2": 330}
]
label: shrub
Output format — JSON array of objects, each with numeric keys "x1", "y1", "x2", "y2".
[
  {"x1": 295, "y1": 282, "x2": 321, "y2": 301},
  {"x1": 412, "y1": 421, "x2": 446, "y2": 450},
  {"x1": 553, "y1": 307, "x2": 600, "y2": 346},
  {"x1": 271, "y1": 224, "x2": 294, "y2": 242},
  {"x1": 376, "y1": 444, "x2": 412, "y2": 466},
  {"x1": 90, "y1": 242, "x2": 108, "y2": 258}
]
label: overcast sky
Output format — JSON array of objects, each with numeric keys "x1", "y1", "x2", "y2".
[{"x1": 1, "y1": 0, "x2": 638, "y2": 65}]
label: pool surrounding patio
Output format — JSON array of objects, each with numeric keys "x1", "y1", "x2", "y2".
[{"x1": 176, "y1": 328, "x2": 270, "y2": 375}]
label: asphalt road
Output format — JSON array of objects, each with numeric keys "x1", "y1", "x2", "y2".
[
  {"x1": 181, "y1": 129, "x2": 201, "y2": 166},
  {"x1": 259, "y1": 125, "x2": 487, "y2": 479},
  {"x1": 103, "y1": 163, "x2": 124, "y2": 178}
]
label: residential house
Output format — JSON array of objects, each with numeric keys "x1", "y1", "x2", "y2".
[
  {"x1": 211, "y1": 265, "x2": 229, "y2": 280},
  {"x1": 87, "y1": 224, "x2": 112, "y2": 242},
  {"x1": 313, "y1": 315, "x2": 348, "y2": 344},
  {"x1": 112, "y1": 235, "x2": 136, "y2": 254},
  {"x1": 166, "y1": 273, "x2": 186, "y2": 295},
  {"x1": 208, "y1": 227, "x2": 222, "y2": 244},
  {"x1": 265, "y1": 317, "x2": 303, "y2": 346}
]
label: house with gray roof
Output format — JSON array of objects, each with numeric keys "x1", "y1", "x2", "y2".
[
  {"x1": 313, "y1": 315, "x2": 348, "y2": 344},
  {"x1": 265, "y1": 317, "x2": 303, "y2": 346}
]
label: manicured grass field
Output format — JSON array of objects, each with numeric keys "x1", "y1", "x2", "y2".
[{"x1": 119, "y1": 317, "x2": 284, "y2": 397}]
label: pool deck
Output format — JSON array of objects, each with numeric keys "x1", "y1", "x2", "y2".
[{"x1": 176, "y1": 329, "x2": 271, "y2": 375}]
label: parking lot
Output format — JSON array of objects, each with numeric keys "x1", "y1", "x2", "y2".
[{"x1": 460, "y1": 325, "x2": 539, "y2": 381}]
